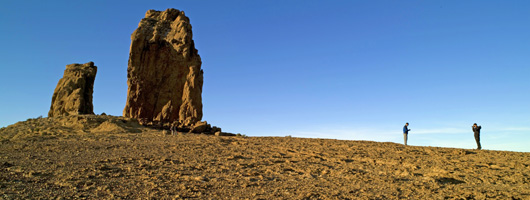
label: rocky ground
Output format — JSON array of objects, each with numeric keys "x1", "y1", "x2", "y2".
[{"x1": 1, "y1": 116, "x2": 529, "y2": 199}]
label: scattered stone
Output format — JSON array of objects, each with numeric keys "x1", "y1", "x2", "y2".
[
  {"x1": 1, "y1": 162, "x2": 13, "y2": 168},
  {"x1": 48, "y1": 62, "x2": 97, "y2": 117}
]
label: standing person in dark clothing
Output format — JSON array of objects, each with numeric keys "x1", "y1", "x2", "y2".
[
  {"x1": 170, "y1": 123, "x2": 175, "y2": 135},
  {"x1": 403, "y1": 122, "x2": 411, "y2": 146},
  {"x1": 472, "y1": 123, "x2": 482, "y2": 150}
]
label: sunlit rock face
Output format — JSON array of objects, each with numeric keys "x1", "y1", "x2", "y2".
[
  {"x1": 49, "y1": 62, "x2": 97, "y2": 117},
  {"x1": 123, "y1": 8, "x2": 203, "y2": 125}
]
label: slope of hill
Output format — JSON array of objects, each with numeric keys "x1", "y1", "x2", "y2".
[{"x1": 1, "y1": 116, "x2": 529, "y2": 199}]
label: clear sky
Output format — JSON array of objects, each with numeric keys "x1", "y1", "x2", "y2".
[{"x1": 1, "y1": 1, "x2": 529, "y2": 152}]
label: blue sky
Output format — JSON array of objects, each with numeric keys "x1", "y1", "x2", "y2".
[{"x1": 1, "y1": 1, "x2": 529, "y2": 152}]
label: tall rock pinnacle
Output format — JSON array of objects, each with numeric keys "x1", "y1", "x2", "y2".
[
  {"x1": 49, "y1": 62, "x2": 97, "y2": 117},
  {"x1": 123, "y1": 8, "x2": 203, "y2": 125}
]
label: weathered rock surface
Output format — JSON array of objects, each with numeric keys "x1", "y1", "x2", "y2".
[
  {"x1": 48, "y1": 62, "x2": 97, "y2": 117},
  {"x1": 191, "y1": 121, "x2": 210, "y2": 133},
  {"x1": 123, "y1": 8, "x2": 203, "y2": 126}
]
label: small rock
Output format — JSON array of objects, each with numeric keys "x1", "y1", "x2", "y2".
[{"x1": 191, "y1": 121, "x2": 210, "y2": 133}]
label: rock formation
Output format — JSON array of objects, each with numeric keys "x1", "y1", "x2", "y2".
[
  {"x1": 48, "y1": 62, "x2": 97, "y2": 117},
  {"x1": 123, "y1": 8, "x2": 203, "y2": 126}
]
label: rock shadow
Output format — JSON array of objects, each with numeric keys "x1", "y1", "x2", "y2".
[{"x1": 436, "y1": 177, "x2": 466, "y2": 185}]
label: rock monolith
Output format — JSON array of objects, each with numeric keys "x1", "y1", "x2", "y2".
[
  {"x1": 48, "y1": 62, "x2": 97, "y2": 117},
  {"x1": 123, "y1": 8, "x2": 203, "y2": 126}
]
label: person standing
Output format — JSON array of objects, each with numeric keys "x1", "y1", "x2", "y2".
[
  {"x1": 170, "y1": 122, "x2": 179, "y2": 135},
  {"x1": 403, "y1": 122, "x2": 411, "y2": 146},
  {"x1": 472, "y1": 123, "x2": 482, "y2": 150}
]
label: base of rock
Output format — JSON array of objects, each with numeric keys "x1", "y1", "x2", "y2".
[
  {"x1": 135, "y1": 119, "x2": 235, "y2": 136},
  {"x1": 0, "y1": 115, "x2": 238, "y2": 140}
]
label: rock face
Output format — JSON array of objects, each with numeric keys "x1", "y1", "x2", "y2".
[
  {"x1": 123, "y1": 8, "x2": 203, "y2": 126},
  {"x1": 48, "y1": 62, "x2": 97, "y2": 117}
]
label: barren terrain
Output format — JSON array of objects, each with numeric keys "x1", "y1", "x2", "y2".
[{"x1": 1, "y1": 115, "x2": 529, "y2": 199}]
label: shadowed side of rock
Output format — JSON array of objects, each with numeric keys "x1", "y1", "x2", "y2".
[
  {"x1": 123, "y1": 8, "x2": 203, "y2": 126},
  {"x1": 48, "y1": 62, "x2": 97, "y2": 117}
]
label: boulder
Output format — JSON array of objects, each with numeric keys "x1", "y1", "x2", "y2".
[
  {"x1": 123, "y1": 8, "x2": 203, "y2": 125},
  {"x1": 191, "y1": 121, "x2": 210, "y2": 133},
  {"x1": 211, "y1": 126, "x2": 222, "y2": 133},
  {"x1": 48, "y1": 62, "x2": 97, "y2": 117}
]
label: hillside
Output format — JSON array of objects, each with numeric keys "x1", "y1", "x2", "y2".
[{"x1": 1, "y1": 115, "x2": 529, "y2": 199}]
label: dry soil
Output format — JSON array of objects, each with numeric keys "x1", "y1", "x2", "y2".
[{"x1": 1, "y1": 115, "x2": 529, "y2": 199}]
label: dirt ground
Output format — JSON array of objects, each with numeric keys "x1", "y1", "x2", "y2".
[{"x1": 1, "y1": 116, "x2": 529, "y2": 199}]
